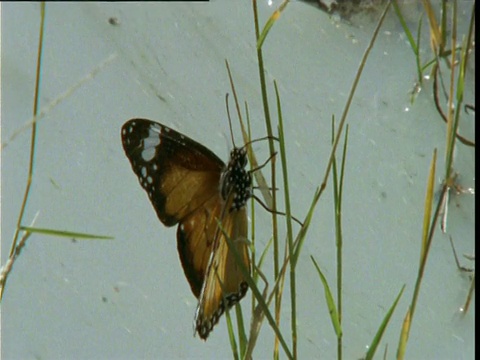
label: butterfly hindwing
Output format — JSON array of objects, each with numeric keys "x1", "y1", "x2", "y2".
[
  {"x1": 177, "y1": 194, "x2": 225, "y2": 298},
  {"x1": 194, "y1": 205, "x2": 250, "y2": 340}
]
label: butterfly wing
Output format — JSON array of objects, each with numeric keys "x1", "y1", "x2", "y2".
[
  {"x1": 192, "y1": 203, "x2": 250, "y2": 340},
  {"x1": 176, "y1": 193, "x2": 225, "y2": 298},
  {"x1": 121, "y1": 118, "x2": 225, "y2": 226},
  {"x1": 122, "y1": 118, "x2": 227, "y2": 296}
]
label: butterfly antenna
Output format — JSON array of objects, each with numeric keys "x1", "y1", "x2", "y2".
[{"x1": 225, "y1": 93, "x2": 237, "y2": 148}]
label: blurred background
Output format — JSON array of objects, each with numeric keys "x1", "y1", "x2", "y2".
[{"x1": 2, "y1": 2, "x2": 474, "y2": 359}]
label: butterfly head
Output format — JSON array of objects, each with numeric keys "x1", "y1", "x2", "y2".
[{"x1": 221, "y1": 147, "x2": 252, "y2": 212}]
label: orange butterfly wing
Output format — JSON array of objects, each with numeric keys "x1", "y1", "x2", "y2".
[
  {"x1": 121, "y1": 119, "x2": 224, "y2": 226},
  {"x1": 176, "y1": 194, "x2": 225, "y2": 298},
  {"x1": 190, "y1": 203, "x2": 250, "y2": 339}
]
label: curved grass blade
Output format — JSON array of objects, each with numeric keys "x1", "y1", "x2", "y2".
[
  {"x1": 397, "y1": 308, "x2": 411, "y2": 360},
  {"x1": 256, "y1": 0, "x2": 289, "y2": 49},
  {"x1": 397, "y1": 149, "x2": 437, "y2": 359},
  {"x1": 365, "y1": 285, "x2": 405, "y2": 360},
  {"x1": 311, "y1": 256, "x2": 342, "y2": 337}
]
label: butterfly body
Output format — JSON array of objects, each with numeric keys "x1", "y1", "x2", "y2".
[{"x1": 121, "y1": 119, "x2": 251, "y2": 340}]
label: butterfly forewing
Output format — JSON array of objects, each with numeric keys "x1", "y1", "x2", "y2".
[
  {"x1": 121, "y1": 119, "x2": 225, "y2": 226},
  {"x1": 121, "y1": 118, "x2": 252, "y2": 340}
]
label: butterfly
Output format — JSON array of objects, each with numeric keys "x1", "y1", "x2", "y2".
[{"x1": 121, "y1": 118, "x2": 252, "y2": 340}]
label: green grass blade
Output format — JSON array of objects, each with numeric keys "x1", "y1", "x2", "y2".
[
  {"x1": 397, "y1": 149, "x2": 437, "y2": 358},
  {"x1": 253, "y1": 236, "x2": 273, "y2": 283},
  {"x1": 311, "y1": 256, "x2": 342, "y2": 337},
  {"x1": 257, "y1": 0, "x2": 289, "y2": 49},
  {"x1": 274, "y1": 80, "x2": 298, "y2": 357},
  {"x1": 419, "y1": 149, "x2": 437, "y2": 265},
  {"x1": 393, "y1": 0, "x2": 418, "y2": 54},
  {"x1": 235, "y1": 304, "x2": 248, "y2": 357},
  {"x1": 365, "y1": 285, "x2": 406, "y2": 360},
  {"x1": 19, "y1": 226, "x2": 114, "y2": 240},
  {"x1": 225, "y1": 307, "x2": 240, "y2": 360}
]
